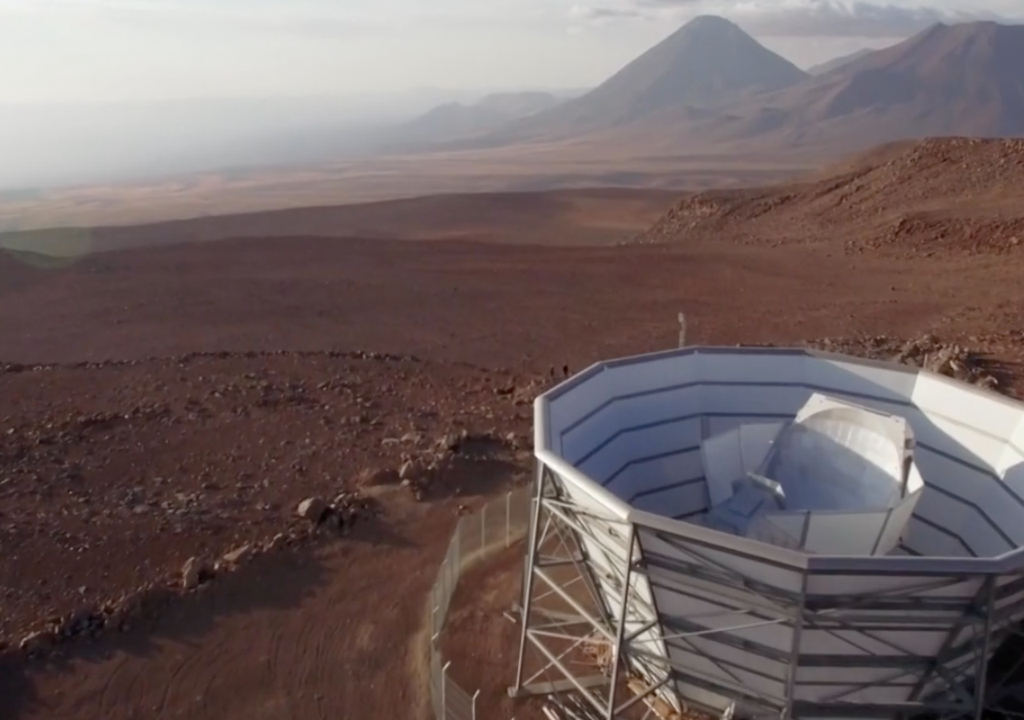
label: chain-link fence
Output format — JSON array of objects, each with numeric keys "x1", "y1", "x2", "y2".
[{"x1": 428, "y1": 486, "x2": 533, "y2": 720}]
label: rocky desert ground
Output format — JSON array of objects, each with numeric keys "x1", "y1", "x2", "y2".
[{"x1": 2, "y1": 137, "x2": 1024, "y2": 720}]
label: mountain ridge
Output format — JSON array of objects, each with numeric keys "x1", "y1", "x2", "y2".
[
  {"x1": 450, "y1": 15, "x2": 808, "y2": 148},
  {"x1": 703, "y1": 20, "x2": 1024, "y2": 152},
  {"x1": 397, "y1": 91, "x2": 563, "y2": 144},
  {"x1": 396, "y1": 17, "x2": 1024, "y2": 162},
  {"x1": 806, "y1": 48, "x2": 877, "y2": 75}
]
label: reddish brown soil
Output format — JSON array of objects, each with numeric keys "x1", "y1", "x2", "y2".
[
  {"x1": 3, "y1": 231, "x2": 1024, "y2": 376},
  {"x1": 2, "y1": 488, "x2": 517, "y2": 720},
  {"x1": 639, "y1": 138, "x2": 1024, "y2": 258},
  {"x1": 441, "y1": 542, "x2": 654, "y2": 720},
  {"x1": 439, "y1": 541, "x2": 543, "y2": 720},
  {"x1": 0, "y1": 187, "x2": 680, "y2": 247},
  {"x1": 0, "y1": 353, "x2": 535, "y2": 647},
  {"x1": 3, "y1": 153, "x2": 1024, "y2": 720}
]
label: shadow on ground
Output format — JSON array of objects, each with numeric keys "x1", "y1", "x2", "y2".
[
  {"x1": 425, "y1": 438, "x2": 531, "y2": 502},
  {"x1": 0, "y1": 514, "x2": 417, "y2": 719}
]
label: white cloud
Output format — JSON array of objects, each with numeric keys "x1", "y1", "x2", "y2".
[
  {"x1": 568, "y1": 0, "x2": 1021, "y2": 37},
  {"x1": 569, "y1": 3, "x2": 645, "y2": 21}
]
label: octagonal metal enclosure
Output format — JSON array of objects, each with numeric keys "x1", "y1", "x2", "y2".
[{"x1": 511, "y1": 347, "x2": 1024, "y2": 720}]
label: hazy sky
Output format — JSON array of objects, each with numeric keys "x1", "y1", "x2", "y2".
[{"x1": 2, "y1": 0, "x2": 1022, "y2": 103}]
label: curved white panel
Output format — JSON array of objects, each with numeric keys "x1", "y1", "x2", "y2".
[{"x1": 535, "y1": 347, "x2": 1024, "y2": 719}]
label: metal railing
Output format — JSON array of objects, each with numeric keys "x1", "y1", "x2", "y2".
[{"x1": 428, "y1": 486, "x2": 533, "y2": 720}]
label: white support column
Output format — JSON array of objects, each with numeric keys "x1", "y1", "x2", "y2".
[
  {"x1": 441, "y1": 660, "x2": 452, "y2": 719},
  {"x1": 605, "y1": 525, "x2": 637, "y2": 720},
  {"x1": 511, "y1": 462, "x2": 547, "y2": 694}
]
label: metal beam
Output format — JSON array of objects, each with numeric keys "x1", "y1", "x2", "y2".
[
  {"x1": 789, "y1": 699, "x2": 972, "y2": 718},
  {"x1": 615, "y1": 676, "x2": 671, "y2": 716},
  {"x1": 527, "y1": 631, "x2": 609, "y2": 716},
  {"x1": 783, "y1": 572, "x2": 808, "y2": 719},
  {"x1": 509, "y1": 460, "x2": 1024, "y2": 720},
  {"x1": 605, "y1": 525, "x2": 636, "y2": 720},
  {"x1": 521, "y1": 675, "x2": 610, "y2": 696},
  {"x1": 534, "y1": 566, "x2": 614, "y2": 642},
  {"x1": 973, "y1": 575, "x2": 997, "y2": 720},
  {"x1": 512, "y1": 462, "x2": 547, "y2": 694}
]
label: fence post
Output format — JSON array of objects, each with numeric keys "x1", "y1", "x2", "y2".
[
  {"x1": 455, "y1": 519, "x2": 461, "y2": 572},
  {"x1": 472, "y1": 688, "x2": 481, "y2": 720},
  {"x1": 506, "y1": 491, "x2": 511, "y2": 547},
  {"x1": 443, "y1": 546, "x2": 451, "y2": 617},
  {"x1": 442, "y1": 660, "x2": 452, "y2": 719}
]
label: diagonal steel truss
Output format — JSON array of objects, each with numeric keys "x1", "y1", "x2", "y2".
[
  {"x1": 508, "y1": 464, "x2": 675, "y2": 720},
  {"x1": 508, "y1": 462, "x2": 1024, "y2": 720}
]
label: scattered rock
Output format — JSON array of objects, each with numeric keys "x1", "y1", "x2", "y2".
[
  {"x1": 0, "y1": 350, "x2": 537, "y2": 658},
  {"x1": 265, "y1": 533, "x2": 289, "y2": 551},
  {"x1": 19, "y1": 629, "x2": 55, "y2": 656},
  {"x1": 315, "y1": 509, "x2": 344, "y2": 534},
  {"x1": 442, "y1": 432, "x2": 459, "y2": 449},
  {"x1": 399, "y1": 460, "x2": 420, "y2": 481},
  {"x1": 181, "y1": 556, "x2": 205, "y2": 590},
  {"x1": 108, "y1": 592, "x2": 142, "y2": 631},
  {"x1": 358, "y1": 467, "x2": 399, "y2": 487},
  {"x1": 296, "y1": 497, "x2": 329, "y2": 524},
  {"x1": 56, "y1": 606, "x2": 103, "y2": 638},
  {"x1": 221, "y1": 543, "x2": 253, "y2": 567},
  {"x1": 805, "y1": 334, "x2": 1001, "y2": 391}
]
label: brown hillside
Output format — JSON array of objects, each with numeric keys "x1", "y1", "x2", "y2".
[
  {"x1": 805, "y1": 47, "x2": 877, "y2": 76},
  {"x1": 706, "y1": 21, "x2": 1024, "y2": 153},
  {"x1": 636, "y1": 137, "x2": 1024, "y2": 257}
]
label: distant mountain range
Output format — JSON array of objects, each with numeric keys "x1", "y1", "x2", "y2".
[
  {"x1": 396, "y1": 91, "x2": 566, "y2": 144},
  {"x1": 450, "y1": 16, "x2": 809, "y2": 148},
  {"x1": 10, "y1": 16, "x2": 1023, "y2": 191},
  {"x1": 711, "y1": 20, "x2": 1024, "y2": 152},
  {"x1": 806, "y1": 48, "x2": 876, "y2": 75},
  {"x1": 405, "y1": 16, "x2": 1024, "y2": 158}
]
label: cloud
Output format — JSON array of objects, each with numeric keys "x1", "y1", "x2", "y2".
[
  {"x1": 569, "y1": 0, "x2": 1016, "y2": 37},
  {"x1": 734, "y1": 1, "x2": 1002, "y2": 38},
  {"x1": 568, "y1": 3, "x2": 644, "y2": 21}
]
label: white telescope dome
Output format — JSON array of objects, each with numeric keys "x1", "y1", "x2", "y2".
[{"x1": 699, "y1": 393, "x2": 925, "y2": 555}]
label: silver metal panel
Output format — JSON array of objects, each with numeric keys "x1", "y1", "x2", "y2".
[{"x1": 520, "y1": 347, "x2": 1024, "y2": 720}]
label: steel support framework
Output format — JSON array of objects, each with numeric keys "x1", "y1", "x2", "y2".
[
  {"x1": 509, "y1": 464, "x2": 674, "y2": 720},
  {"x1": 509, "y1": 463, "x2": 1024, "y2": 720}
]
